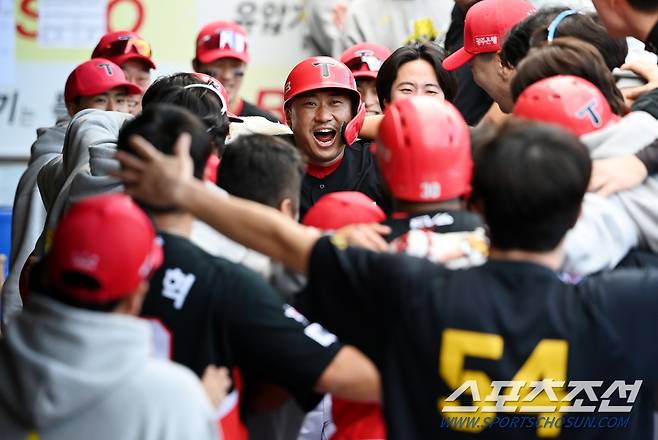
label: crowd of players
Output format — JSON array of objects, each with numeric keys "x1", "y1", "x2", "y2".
[{"x1": 2, "y1": 0, "x2": 658, "y2": 438}]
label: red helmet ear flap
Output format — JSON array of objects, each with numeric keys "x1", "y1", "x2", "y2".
[{"x1": 341, "y1": 102, "x2": 366, "y2": 146}]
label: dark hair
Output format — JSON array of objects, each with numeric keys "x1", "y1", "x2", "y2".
[
  {"x1": 218, "y1": 134, "x2": 305, "y2": 213},
  {"x1": 628, "y1": 0, "x2": 658, "y2": 11},
  {"x1": 472, "y1": 119, "x2": 591, "y2": 252},
  {"x1": 501, "y1": 7, "x2": 570, "y2": 68},
  {"x1": 376, "y1": 42, "x2": 457, "y2": 107},
  {"x1": 502, "y1": 9, "x2": 627, "y2": 70},
  {"x1": 511, "y1": 37, "x2": 627, "y2": 115},
  {"x1": 30, "y1": 258, "x2": 122, "y2": 312},
  {"x1": 142, "y1": 73, "x2": 230, "y2": 156}
]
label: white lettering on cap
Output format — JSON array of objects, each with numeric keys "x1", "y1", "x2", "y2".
[{"x1": 474, "y1": 35, "x2": 498, "y2": 47}]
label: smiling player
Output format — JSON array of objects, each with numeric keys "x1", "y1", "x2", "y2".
[{"x1": 283, "y1": 56, "x2": 390, "y2": 218}]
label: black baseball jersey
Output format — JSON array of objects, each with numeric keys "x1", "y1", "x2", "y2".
[
  {"x1": 383, "y1": 209, "x2": 485, "y2": 242},
  {"x1": 240, "y1": 99, "x2": 280, "y2": 123},
  {"x1": 300, "y1": 140, "x2": 391, "y2": 219},
  {"x1": 300, "y1": 237, "x2": 658, "y2": 439},
  {"x1": 140, "y1": 232, "x2": 341, "y2": 411}
]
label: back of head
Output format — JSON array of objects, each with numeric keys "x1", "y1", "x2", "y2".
[
  {"x1": 217, "y1": 134, "x2": 304, "y2": 213},
  {"x1": 118, "y1": 103, "x2": 211, "y2": 180},
  {"x1": 302, "y1": 192, "x2": 386, "y2": 229},
  {"x1": 511, "y1": 37, "x2": 627, "y2": 115},
  {"x1": 501, "y1": 8, "x2": 627, "y2": 70},
  {"x1": 376, "y1": 96, "x2": 471, "y2": 203},
  {"x1": 472, "y1": 120, "x2": 591, "y2": 252},
  {"x1": 513, "y1": 75, "x2": 618, "y2": 137},
  {"x1": 528, "y1": 11, "x2": 627, "y2": 70},
  {"x1": 47, "y1": 193, "x2": 162, "y2": 311},
  {"x1": 628, "y1": 0, "x2": 658, "y2": 11},
  {"x1": 142, "y1": 73, "x2": 230, "y2": 155},
  {"x1": 376, "y1": 42, "x2": 457, "y2": 107}
]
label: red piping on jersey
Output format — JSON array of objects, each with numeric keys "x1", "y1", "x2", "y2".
[
  {"x1": 306, "y1": 153, "x2": 344, "y2": 179},
  {"x1": 234, "y1": 96, "x2": 244, "y2": 116}
]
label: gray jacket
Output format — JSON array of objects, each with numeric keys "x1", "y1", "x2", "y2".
[
  {"x1": 37, "y1": 109, "x2": 130, "y2": 255},
  {"x1": 1, "y1": 122, "x2": 67, "y2": 330},
  {"x1": 0, "y1": 294, "x2": 218, "y2": 440},
  {"x1": 564, "y1": 111, "x2": 658, "y2": 275}
]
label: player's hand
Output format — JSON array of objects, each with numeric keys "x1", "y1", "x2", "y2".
[
  {"x1": 588, "y1": 154, "x2": 648, "y2": 197},
  {"x1": 114, "y1": 133, "x2": 194, "y2": 207},
  {"x1": 201, "y1": 365, "x2": 232, "y2": 409},
  {"x1": 334, "y1": 223, "x2": 391, "y2": 252},
  {"x1": 620, "y1": 61, "x2": 658, "y2": 102}
]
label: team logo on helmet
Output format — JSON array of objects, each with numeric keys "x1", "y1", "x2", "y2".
[
  {"x1": 576, "y1": 99, "x2": 603, "y2": 128},
  {"x1": 312, "y1": 60, "x2": 336, "y2": 78},
  {"x1": 285, "y1": 81, "x2": 292, "y2": 94}
]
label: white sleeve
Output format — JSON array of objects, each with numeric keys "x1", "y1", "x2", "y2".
[{"x1": 563, "y1": 193, "x2": 640, "y2": 276}]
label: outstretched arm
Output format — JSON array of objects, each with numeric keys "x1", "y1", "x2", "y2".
[{"x1": 115, "y1": 134, "x2": 389, "y2": 273}]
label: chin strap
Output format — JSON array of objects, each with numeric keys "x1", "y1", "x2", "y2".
[{"x1": 341, "y1": 102, "x2": 366, "y2": 146}]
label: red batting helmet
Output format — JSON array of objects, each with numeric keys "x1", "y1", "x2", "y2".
[
  {"x1": 340, "y1": 43, "x2": 392, "y2": 79},
  {"x1": 377, "y1": 96, "x2": 472, "y2": 202},
  {"x1": 513, "y1": 75, "x2": 618, "y2": 137},
  {"x1": 284, "y1": 56, "x2": 365, "y2": 145}
]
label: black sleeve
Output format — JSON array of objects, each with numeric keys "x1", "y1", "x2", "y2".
[
  {"x1": 631, "y1": 88, "x2": 658, "y2": 120},
  {"x1": 223, "y1": 264, "x2": 341, "y2": 410},
  {"x1": 589, "y1": 269, "x2": 658, "y2": 380},
  {"x1": 299, "y1": 236, "x2": 439, "y2": 364},
  {"x1": 635, "y1": 138, "x2": 658, "y2": 176}
]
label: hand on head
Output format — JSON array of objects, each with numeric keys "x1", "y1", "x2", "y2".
[{"x1": 114, "y1": 133, "x2": 194, "y2": 208}]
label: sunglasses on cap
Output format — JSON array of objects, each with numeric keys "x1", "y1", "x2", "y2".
[
  {"x1": 198, "y1": 29, "x2": 248, "y2": 54},
  {"x1": 99, "y1": 36, "x2": 153, "y2": 59},
  {"x1": 357, "y1": 53, "x2": 384, "y2": 72}
]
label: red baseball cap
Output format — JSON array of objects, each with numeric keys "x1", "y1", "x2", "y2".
[
  {"x1": 190, "y1": 72, "x2": 243, "y2": 122},
  {"x1": 302, "y1": 192, "x2": 386, "y2": 230},
  {"x1": 340, "y1": 43, "x2": 392, "y2": 80},
  {"x1": 64, "y1": 58, "x2": 142, "y2": 103},
  {"x1": 195, "y1": 21, "x2": 250, "y2": 65},
  {"x1": 442, "y1": 0, "x2": 536, "y2": 71},
  {"x1": 92, "y1": 31, "x2": 156, "y2": 70},
  {"x1": 48, "y1": 194, "x2": 163, "y2": 304}
]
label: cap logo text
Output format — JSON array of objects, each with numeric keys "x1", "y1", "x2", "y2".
[{"x1": 474, "y1": 35, "x2": 498, "y2": 47}]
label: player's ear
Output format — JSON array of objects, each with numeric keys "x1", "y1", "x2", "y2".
[
  {"x1": 285, "y1": 105, "x2": 293, "y2": 129},
  {"x1": 278, "y1": 197, "x2": 298, "y2": 221}
]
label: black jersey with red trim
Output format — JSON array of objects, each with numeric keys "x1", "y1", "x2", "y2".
[
  {"x1": 383, "y1": 209, "x2": 485, "y2": 242},
  {"x1": 299, "y1": 237, "x2": 658, "y2": 440},
  {"x1": 140, "y1": 232, "x2": 341, "y2": 411},
  {"x1": 300, "y1": 140, "x2": 391, "y2": 219},
  {"x1": 240, "y1": 99, "x2": 281, "y2": 123}
]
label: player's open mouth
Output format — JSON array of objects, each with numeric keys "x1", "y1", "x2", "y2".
[{"x1": 313, "y1": 128, "x2": 337, "y2": 147}]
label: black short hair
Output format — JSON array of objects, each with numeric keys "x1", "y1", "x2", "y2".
[
  {"x1": 30, "y1": 259, "x2": 122, "y2": 312},
  {"x1": 217, "y1": 134, "x2": 305, "y2": 212},
  {"x1": 119, "y1": 104, "x2": 211, "y2": 179},
  {"x1": 629, "y1": 0, "x2": 658, "y2": 11},
  {"x1": 376, "y1": 42, "x2": 457, "y2": 107},
  {"x1": 501, "y1": 8, "x2": 628, "y2": 70},
  {"x1": 471, "y1": 119, "x2": 591, "y2": 252},
  {"x1": 142, "y1": 73, "x2": 230, "y2": 156},
  {"x1": 501, "y1": 7, "x2": 570, "y2": 68}
]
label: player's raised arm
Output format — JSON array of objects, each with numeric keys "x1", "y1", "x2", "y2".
[{"x1": 115, "y1": 133, "x2": 389, "y2": 273}]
